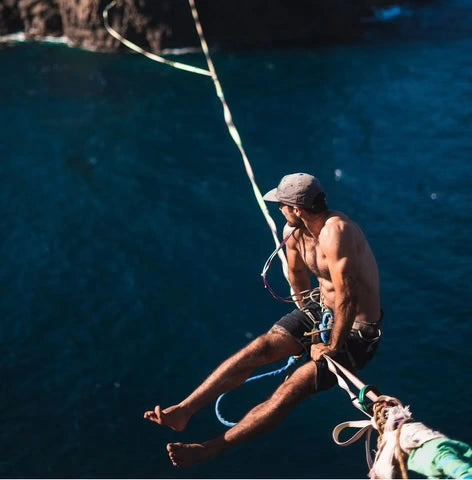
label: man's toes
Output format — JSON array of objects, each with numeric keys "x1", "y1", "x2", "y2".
[{"x1": 144, "y1": 411, "x2": 157, "y2": 421}]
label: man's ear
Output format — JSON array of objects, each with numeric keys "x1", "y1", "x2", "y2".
[{"x1": 293, "y1": 206, "x2": 302, "y2": 217}]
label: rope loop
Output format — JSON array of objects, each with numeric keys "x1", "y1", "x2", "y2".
[{"x1": 214, "y1": 355, "x2": 302, "y2": 427}]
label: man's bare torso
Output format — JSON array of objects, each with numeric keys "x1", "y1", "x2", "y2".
[{"x1": 292, "y1": 212, "x2": 381, "y2": 325}]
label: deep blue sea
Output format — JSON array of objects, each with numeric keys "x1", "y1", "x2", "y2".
[{"x1": 1, "y1": 1, "x2": 471, "y2": 478}]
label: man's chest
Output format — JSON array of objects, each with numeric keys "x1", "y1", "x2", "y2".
[{"x1": 296, "y1": 235, "x2": 329, "y2": 278}]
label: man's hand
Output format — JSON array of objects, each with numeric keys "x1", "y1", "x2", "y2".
[{"x1": 311, "y1": 343, "x2": 336, "y2": 362}]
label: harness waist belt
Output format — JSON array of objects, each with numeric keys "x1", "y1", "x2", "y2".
[
  {"x1": 351, "y1": 320, "x2": 382, "y2": 339},
  {"x1": 352, "y1": 320, "x2": 382, "y2": 330}
]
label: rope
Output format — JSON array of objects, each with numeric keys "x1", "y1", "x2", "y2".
[
  {"x1": 214, "y1": 355, "x2": 301, "y2": 427},
  {"x1": 371, "y1": 398, "x2": 412, "y2": 479},
  {"x1": 103, "y1": 0, "x2": 308, "y2": 431},
  {"x1": 324, "y1": 356, "x2": 384, "y2": 471},
  {"x1": 103, "y1": 1, "x2": 211, "y2": 76},
  {"x1": 325, "y1": 361, "x2": 413, "y2": 479},
  {"x1": 186, "y1": 0, "x2": 289, "y2": 280},
  {"x1": 324, "y1": 355, "x2": 379, "y2": 415},
  {"x1": 102, "y1": 0, "x2": 290, "y2": 282},
  {"x1": 330, "y1": 368, "x2": 472, "y2": 479},
  {"x1": 396, "y1": 419, "x2": 410, "y2": 479},
  {"x1": 101, "y1": 7, "x2": 470, "y2": 479}
]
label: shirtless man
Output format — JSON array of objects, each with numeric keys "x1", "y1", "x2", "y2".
[{"x1": 144, "y1": 172, "x2": 382, "y2": 468}]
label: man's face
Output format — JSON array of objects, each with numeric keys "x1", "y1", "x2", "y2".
[{"x1": 279, "y1": 203, "x2": 303, "y2": 228}]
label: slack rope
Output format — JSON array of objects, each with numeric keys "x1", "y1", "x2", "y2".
[
  {"x1": 103, "y1": 0, "x2": 290, "y2": 281},
  {"x1": 186, "y1": 0, "x2": 289, "y2": 279},
  {"x1": 215, "y1": 355, "x2": 301, "y2": 427},
  {"x1": 103, "y1": 1, "x2": 211, "y2": 76}
]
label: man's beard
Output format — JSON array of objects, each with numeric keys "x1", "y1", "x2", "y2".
[{"x1": 287, "y1": 217, "x2": 304, "y2": 228}]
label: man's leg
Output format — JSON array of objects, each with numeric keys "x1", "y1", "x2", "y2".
[
  {"x1": 144, "y1": 326, "x2": 303, "y2": 432},
  {"x1": 166, "y1": 359, "x2": 318, "y2": 467}
]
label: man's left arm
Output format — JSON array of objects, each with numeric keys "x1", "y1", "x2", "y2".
[{"x1": 311, "y1": 222, "x2": 358, "y2": 361}]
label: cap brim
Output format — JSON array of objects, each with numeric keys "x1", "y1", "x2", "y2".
[{"x1": 262, "y1": 188, "x2": 278, "y2": 202}]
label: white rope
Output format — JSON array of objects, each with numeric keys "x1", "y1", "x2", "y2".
[
  {"x1": 103, "y1": 1, "x2": 211, "y2": 77},
  {"x1": 102, "y1": 0, "x2": 290, "y2": 281},
  {"x1": 186, "y1": 0, "x2": 289, "y2": 279},
  {"x1": 324, "y1": 355, "x2": 375, "y2": 416}
]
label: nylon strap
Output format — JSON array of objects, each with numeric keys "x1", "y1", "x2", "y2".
[{"x1": 332, "y1": 420, "x2": 375, "y2": 470}]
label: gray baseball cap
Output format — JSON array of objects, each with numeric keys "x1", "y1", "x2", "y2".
[{"x1": 263, "y1": 173, "x2": 325, "y2": 208}]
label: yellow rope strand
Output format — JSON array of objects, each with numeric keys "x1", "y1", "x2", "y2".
[
  {"x1": 187, "y1": 0, "x2": 289, "y2": 279},
  {"x1": 102, "y1": 0, "x2": 290, "y2": 282},
  {"x1": 372, "y1": 398, "x2": 410, "y2": 479},
  {"x1": 103, "y1": 1, "x2": 211, "y2": 77},
  {"x1": 396, "y1": 420, "x2": 410, "y2": 479}
]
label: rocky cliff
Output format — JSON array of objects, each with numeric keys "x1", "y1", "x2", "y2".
[{"x1": 0, "y1": 0, "x2": 422, "y2": 52}]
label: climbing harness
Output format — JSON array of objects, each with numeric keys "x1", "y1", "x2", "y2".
[{"x1": 298, "y1": 289, "x2": 334, "y2": 344}]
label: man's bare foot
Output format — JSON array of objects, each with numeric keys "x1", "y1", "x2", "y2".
[
  {"x1": 143, "y1": 405, "x2": 190, "y2": 432},
  {"x1": 167, "y1": 442, "x2": 219, "y2": 467}
]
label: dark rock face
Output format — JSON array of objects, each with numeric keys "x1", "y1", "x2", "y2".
[
  {"x1": 0, "y1": 0, "x2": 24, "y2": 34},
  {"x1": 0, "y1": 0, "x2": 423, "y2": 52},
  {"x1": 22, "y1": 0, "x2": 62, "y2": 36}
]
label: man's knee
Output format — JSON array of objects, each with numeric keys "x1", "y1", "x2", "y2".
[{"x1": 271, "y1": 362, "x2": 318, "y2": 406}]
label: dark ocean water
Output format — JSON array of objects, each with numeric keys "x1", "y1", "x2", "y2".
[{"x1": 1, "y1": 1, "x2": 471, "y2": 478}]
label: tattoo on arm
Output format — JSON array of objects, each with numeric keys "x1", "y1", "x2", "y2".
[{"x1": 268, "y1": 325, "x2": 292, "y2": 337}]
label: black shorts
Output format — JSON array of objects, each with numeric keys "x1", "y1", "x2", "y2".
[
  {"x1": 275, "y1": 300, "x2": 324, "y2": 351},
  {"x1": 274, "y1": 301, "x2": 381, "y2": 392}
]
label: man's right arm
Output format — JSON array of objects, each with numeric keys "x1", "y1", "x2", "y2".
[{"x1": 284, "y1": 227, "x2": 312, "y2": 308}]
